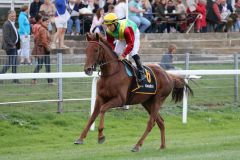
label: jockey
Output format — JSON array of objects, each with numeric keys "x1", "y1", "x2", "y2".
[{"x1": 103, "y1": 13, "x2": 145, "y2": 81}]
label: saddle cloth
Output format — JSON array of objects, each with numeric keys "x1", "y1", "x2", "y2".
[{"x1": 122, "y1": 60, "x2": 157, "y2": 94}]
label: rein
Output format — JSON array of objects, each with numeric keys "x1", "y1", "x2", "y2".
[{"x1": 88, "y1": 41, "x2": 120, "y2": 77}]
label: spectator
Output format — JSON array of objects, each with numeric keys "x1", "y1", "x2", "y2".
[
  {"x1": 187, "y1": 0, "x2": 207, "y2": 33},
  {"x1": 176, "y1": 0, "x2": 187, "y2": 32},
  {"x1": 176, "y1": 0, "x2": 186, "y2": 19},
  {"x1": 18, "y1": 5, "x2": 31, "y2": 65},
  {"x1": 166, "y1": 0, "x2": 177, "y2": 32},
  {"x1": 90, "y1": 8, "x2": 105, "y2": 34},
  {"x1": 99, "y1": 0, "x2": 105, "y2": 8},
  {"x1": 66, "y1": 0, "x2": 81, "y2": 35},
  {"x1": 220, "y1": 0, "x2": 234, "y2": 31},
  {"x1": 108, "y1": 4, "x2": 115, "y2": 13},
  {"x1": 159, "y1": 44, "x2": 180, "y2": 70},
  {"x1": 234, "y1": 0, "x2": 240, "y2": 32},
  {"x1": 52, "y1": 0, "x2": 70, "y2": 49},
  {"x1": 206, "y1": 0, "x2": 222, "y2": 32},
  {"x1": 39, "y1": 0, "x2": 56, "y2": 33},
  {"x1": 114, "y1": 0, "x2": 127, "y2": 20},
  {"x1": 197, "y1": 0, "x2": 207, "y2": 32},
  {"x1": 166, "y1": 0, "x2": 176, "y2": 14},
  {"x1": 87, "y1": 0, "x2": 99, "y2": 13},
  {"x1": 93, "y1": 0, "x2": 100, "y2": 13},
  {"x1": 78, "y1": 0, "x2": 88, "y2": 9},
  {"x1": 155, "y1": 0, "x2": 168, "y2": 32},
  {"x1": 32, "y1": 14, "x2": 43, "y2": 65},
  {"x1": 141, "y1": 0, "x2": 154, "y2": 32},
  {"x1": 32, "y1": 14, "x2": 43, "y2": 36},
  {"x1": 0, "y1": 10, "x2": 20, "y2": 84},
  {"x1": 152, "y1": 0, "x2": 161, "y2": 14},
  {"x1": 142, "y1": 0, "x2": 153, "y2": 20},
  {"x1": 128, "y1": 0, "x2": 151, "y2": 33},
  {"x1": 30, "y1": 0, "x2": 43, "y2": 23},
  {"x1": 103, "y1": 0, "x2": 116, "y2": 13},
  {"x1": 32, "y1": 17, "x2": 53, "y2": 85},
  {"x1": 220, "y1": 0, "x2": 233, "y2": 13},
  {"x1": 78, "y1": 0, "x2": 95, "y2": 33}
]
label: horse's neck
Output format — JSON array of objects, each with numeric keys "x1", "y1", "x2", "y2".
[{"x1": 100, "y1": 46, "x2": 118, "y2": 75}]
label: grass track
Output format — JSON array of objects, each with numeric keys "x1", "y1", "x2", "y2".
[
  {"x1": 0, "y1": 63, "x2": 240, "y2": 159},
  {"x1": 0, "y1": 105, "x2": 240, "y2": 160}
]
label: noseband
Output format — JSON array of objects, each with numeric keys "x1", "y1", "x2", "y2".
[{"x1": 87, "y1": 41, "x2": 120, "y2": 77}]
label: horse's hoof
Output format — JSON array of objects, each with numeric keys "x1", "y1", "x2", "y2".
[
  {"x1": 74, "y1": 139, "x2": 84, "y2": 145},
  {"x1": 160, "y1": 145, "x2": 166, "y2": 149},
  {"x1": 131, "y1": 146, "x2": 140, "y2": 152},
  {"x1": 98, "y1": 136, "x2": 105, "y2": 144}
]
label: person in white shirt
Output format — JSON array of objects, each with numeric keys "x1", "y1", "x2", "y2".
[
  {"x1": 114, "y1": 0, "x2": 127, "y2": 19},
  {"x1": 90, "y1": 8, "x2": 105, "y2": 35},
  {"x1": 66, "y1": 0, "x2": 81, "y2": 35}
]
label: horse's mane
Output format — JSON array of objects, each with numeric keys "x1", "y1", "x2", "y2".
[
  {"x1": 93, "y1": 33, "x2": 119, "y2": 58},
  {"x1": 101, "y1": 38, "x2": 118, "y2": 57}
]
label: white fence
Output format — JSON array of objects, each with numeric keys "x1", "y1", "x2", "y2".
[
  {"x1": 0, "y1": 0, "x2": 31, "y2": 9},
  {"x1": 0, "y1": 69, "x2": 239, "y2": 130}
]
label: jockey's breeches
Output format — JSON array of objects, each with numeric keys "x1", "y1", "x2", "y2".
[{"x1": 114, "y1": 28, "x2": 140, "y2": 57}]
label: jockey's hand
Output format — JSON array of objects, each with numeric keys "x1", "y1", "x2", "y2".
[{"x1": 118, "y1": 55, "x2": 125, "y2": 61}]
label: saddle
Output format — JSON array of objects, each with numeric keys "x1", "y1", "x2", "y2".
[{"x1": 122, "y1": 59, "x2": 157, "y2": 95}]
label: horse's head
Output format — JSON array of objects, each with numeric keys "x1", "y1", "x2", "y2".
[{"x1": 84, "y1": 33, "x2": 103, "y2": 76}]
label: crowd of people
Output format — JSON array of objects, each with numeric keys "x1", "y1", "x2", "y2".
[{"x1": 28, "y1": 0, "x2": 240, "y2": 37}]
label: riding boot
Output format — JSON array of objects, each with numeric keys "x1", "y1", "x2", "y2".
[{"x1": 132, "y1": 55, "x2": 145, "y2": 82}]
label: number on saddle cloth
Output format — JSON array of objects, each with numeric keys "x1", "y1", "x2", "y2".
[{"x1": 122, "y1": 59, "x2": 157, "y2": 94}]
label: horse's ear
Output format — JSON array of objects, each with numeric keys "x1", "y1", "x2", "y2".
[
  {"x1": 95, "y1": 33, "x2": 100, "y2": 41},
  {"x1": 96, "y1": 32, "x2": 106, "y2": 42},
  {"x1": 86, "y1": 32, "x2": 91, "y2": 41}
]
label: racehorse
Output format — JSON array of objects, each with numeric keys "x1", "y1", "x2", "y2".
[{"x1": 74, "y1": 33, "x2": 193, "y2": 152}]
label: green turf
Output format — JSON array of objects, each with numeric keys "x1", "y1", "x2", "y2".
[
  {"x1": 0, "y1": 63, "x2": 239, "y2": 159},
  {"x1": 0, "y1": 105, "x2": 240, "y2": 160}
]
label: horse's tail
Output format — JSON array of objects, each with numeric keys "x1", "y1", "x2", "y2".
[{"x1": 169, "y1": 74, "x2": 194, "y2": 103}]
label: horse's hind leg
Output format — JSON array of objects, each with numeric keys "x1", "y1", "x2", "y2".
[
  {"x1": 143, "y1": 103, "x2": 166, "y2": 149},
  {"x1": 132, "y1": 105, "x2": 157, "y2": 152},
  {"x1": 157, "y1": 115, "x2": 165, "y2": 149},
  {"x1": 74, "y1": 98, "x2": 102, "y2": 144},
  {"x1": 142, "y1": 103, "x2": 166, "y2": 149}
]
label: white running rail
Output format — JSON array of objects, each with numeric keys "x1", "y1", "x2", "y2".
[
  {"x1": 0, "y1": 69, "x2": 239, "y2": 130},
  {"x1": 0, "y1": 0, "x2": 31, "y2": 9}
]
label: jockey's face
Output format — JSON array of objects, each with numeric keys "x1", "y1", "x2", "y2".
[{"x1": 106, "y1": 23, "x2": 116, "y2": 32}]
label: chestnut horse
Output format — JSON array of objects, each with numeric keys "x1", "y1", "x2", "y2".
[{"x1": 74, "y1": 33, "x2": 193, "y2": 152}]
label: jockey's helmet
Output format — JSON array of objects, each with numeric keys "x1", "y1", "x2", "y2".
[{"x1": 103, "y1": 13, "x2": 118, "y2": 25}]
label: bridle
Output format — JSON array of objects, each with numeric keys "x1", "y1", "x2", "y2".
[{"x1": 87, "y1": 41, "x2": 120, "y2": 77}]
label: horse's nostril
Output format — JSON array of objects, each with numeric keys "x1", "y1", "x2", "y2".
[{"x1": 84, "y1": 67, "x2": 93, "y2": 76}]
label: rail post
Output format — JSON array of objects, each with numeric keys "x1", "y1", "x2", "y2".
[
  {"x1": 234, "y1": 53, "x2": 239, "y2": 105},
  {"x1": 182, "y1": 53, "x2": 190, "y2": 124},
  {"x1": 11, "y1": 0, "x2": 14, "y2": 10},
  {"x1": 57, "y1": 53, "x2": 63, "y2": 113},
  {"x1": 90, "y1": 77, "x2": 98, "y2": 131}
]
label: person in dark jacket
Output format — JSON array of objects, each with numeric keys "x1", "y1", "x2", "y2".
[
  {"x1": 206, "y1": 0, "x2": 222, "y2": 32},
  {"x1": 30, "y1": 0, "x2": 43, "y2": 23},
  {"x1": 0, "y1": 10, "x2": 21, "y2": 84},
  {"x1": 159, "y1": 44, "x2": 180, "y2": 70},
  {"x1": 32, "y1": 17, "x2": 53, "y2": 85}
]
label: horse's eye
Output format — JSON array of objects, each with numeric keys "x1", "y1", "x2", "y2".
[{"x1": 94, "y1": 49, "x2": 98, "y2": 52}]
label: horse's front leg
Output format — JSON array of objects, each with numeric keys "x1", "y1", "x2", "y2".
[
  {"x1": 98, "y1": 96, "x2": 123, "y2": 144},
  {"x1": 74, "y1": 97, "x2": 103, "y2": 144}
]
